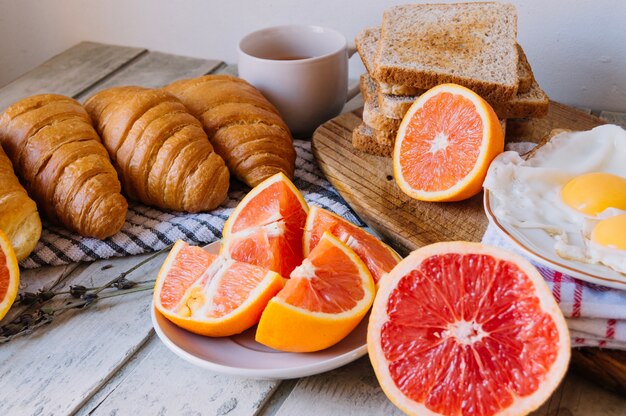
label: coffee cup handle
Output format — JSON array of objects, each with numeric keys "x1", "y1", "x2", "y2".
[{"x1": 346, "y1": 42, "x2": 360, "y2": 101}]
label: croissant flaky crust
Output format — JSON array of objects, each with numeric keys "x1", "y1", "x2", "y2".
[
  {"x1": 84, "y1": 86, "x2": 230, "y2": 212},
  {"x1": 164, "y1": 75, "x2": 296, "y2": 187},
  {"x1": 0, "y1": 145, "x2": 41, "y2": 260},
  {"x1": 0, "y1": 94, "x2": 127, "y2": 239}
]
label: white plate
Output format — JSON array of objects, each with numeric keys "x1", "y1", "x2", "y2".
[
  {"x1": 484, "y1": 190, "x2": 626, "y2": 290},
  {"x1": 151, "y1": 240, "x2": 369, "y2": 379}
]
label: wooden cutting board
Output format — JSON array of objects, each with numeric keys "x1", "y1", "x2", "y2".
[{"x1": 311, "y1": 101, "x2": 626, "y2": 394}]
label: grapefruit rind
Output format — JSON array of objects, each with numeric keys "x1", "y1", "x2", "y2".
[
  {"x1": 368, "y1": 241, "x2": 570, "y2": 416},
  {"x1": 392, "y1": 84, "x2": 504, "y2": 202},
  {"x1": 154, "y1": 241, "x2": 284, "y2": 337},
  {"x1": 256, "y1": 232, "x2": 376, "y2": 352},
  {"x1": 222, "y1": 172, "x2": 309, "y2": 237},
  {"x1": 0, "y1": 230, "x2": 19, "y2": 320}
]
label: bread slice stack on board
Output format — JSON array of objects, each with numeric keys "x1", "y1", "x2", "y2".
[{"x1": 353, "y1": 2, "x2": 549, "y2": 157}]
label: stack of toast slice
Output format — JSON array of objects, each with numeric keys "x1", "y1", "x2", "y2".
[{"x1": 353, "y1": 2, "x2": 549, "y2": 157}]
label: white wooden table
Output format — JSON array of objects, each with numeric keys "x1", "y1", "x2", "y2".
[{"x1": 1, "y1": 42, "x2": 625, "y2": 416}]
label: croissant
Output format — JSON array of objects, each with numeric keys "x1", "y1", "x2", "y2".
[
  {"x1": 84, "y1": 87, "x2": 230, "y2": 212},
  {"x1": 164, "y1": 75, "x2": 296, "y2": 187},
  {"x1": 0, "y1": 94, "x2": 127, "y2": 239},
  {"x1": 0, "y1": 145, "x2": 41, "y2": 260}
]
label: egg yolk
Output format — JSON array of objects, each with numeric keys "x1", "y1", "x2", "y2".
[
  {"x1": 561, "y1": 172, "x2": 626, "y2": 215},
  {"x1": 591, "y1": 214, "x2": 626, "y2": 250}
]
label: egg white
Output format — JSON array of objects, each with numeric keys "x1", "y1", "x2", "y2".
[{"x1": 484, "y1": 124, "x2": 626, "y2": 274}]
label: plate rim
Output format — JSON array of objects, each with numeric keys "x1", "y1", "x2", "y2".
[{"x1": 484, "y1": 189, "x2": 626, "y2": 290}]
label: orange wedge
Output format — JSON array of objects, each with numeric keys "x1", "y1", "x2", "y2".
[
  {"x1": 303, "y1": 206, "x2": 400, "y2": 284},
  {"x1": 255, "y1": 232, "x2": 375, "y2": 352},
  {"x1": 222, "y1": 172, "x2": 308, "y2": 277},
  {"x1": 0, "y1": 229, "x2": 19, "y2": 321},
  {"x1": 154, "y1": 240, "x2": 284, "y2": 337},
  {"x1": 393, "y1": 84, "x2": 504, "y2": 202}
]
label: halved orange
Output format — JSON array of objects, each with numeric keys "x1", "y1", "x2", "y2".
[
  {"x1": 154, "y1": 240, "x2": 284, "y2": 337},
  {"x1": 303, "y1": 206, "x2": 400, "y2": 284},
  {"x1": 393, "y1": 84, "x2": 504, "y2": 202},
  {"x1": 255, "y1": 231, "x2": 375, "y2": 352},
  {"x1": 368, "y1": 242, "x2": 570, "y2": 416},
  {"x1": 0, "y1": 229, "x2": 19, "y2": 321},
  {"x1": 222, "y1": 172, "x2": 308, "y2": 277}
]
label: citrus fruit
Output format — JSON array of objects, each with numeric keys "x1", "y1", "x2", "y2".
[
  {"x1": 393, "y1": 83, "x2": 504, "y2": 202},
  {"x1": 0, "y1": 229, "x2": 19, "y2": 321},
  {"x1": 368, "y1": 242, "x2": 570, "y2": 416},
  {"x1": 255, "y1": 231, "x2": 375, "y2": 352},
  {"x1": 303, "y1": 205, "x2": 400, "y2": 284},
  {"x1": 154, "y1": 240, "x2": 284, "y2": 337},
  {"x1": 222, "y1": 172, "x2": 308, "y2": 277}
]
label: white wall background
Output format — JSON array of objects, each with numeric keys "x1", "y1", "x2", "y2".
[{"x1": 0, "y1": 0, "x2": 625, "y2": 111}]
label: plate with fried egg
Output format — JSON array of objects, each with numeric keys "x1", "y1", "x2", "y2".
[{"x1": 484, "y1": 124, "x2": 626, "y2": 290}]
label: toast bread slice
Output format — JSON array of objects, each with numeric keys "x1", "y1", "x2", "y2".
[
  {"x1": 374, "y1": 2, "x2": 519, "y2": 102},
  {"x1": 361, "y1": 74, "x2": 401, "y2": 143},
  {"x1": 352, "y1": 123, "x2": 394, "y2": 157}
]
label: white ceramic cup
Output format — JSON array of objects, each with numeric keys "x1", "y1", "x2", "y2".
[{"x1": 238, "y1": 25, "x2": 356, "y2": 138}]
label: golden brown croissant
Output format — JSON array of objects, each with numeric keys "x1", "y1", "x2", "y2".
[
  {"x1": 0, "y1": 145, "x2": 41, "y2": 260},
  {"x1": 0, "y1": 94, "x2": 127, "y2": 239},
  {"x1": 164, "y1": 75, "x2": 296, "y2": 187},
  {"x1": 84, "y1": 86, "x2": 230, "y2": 212}
]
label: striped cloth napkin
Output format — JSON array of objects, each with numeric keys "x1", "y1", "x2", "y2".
[
  {"x1": 20, "y1": 139, "x2": 363, "y2": 269},
  {"x1": 482, "y1": 141, "x2": 626, "y2": 350}
]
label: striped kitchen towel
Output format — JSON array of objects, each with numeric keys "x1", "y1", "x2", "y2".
[{"x1": 21, "y1": 140, "x2": 363, "y2": 269}]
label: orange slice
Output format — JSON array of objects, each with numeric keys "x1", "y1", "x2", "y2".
[
  {"x1": 255, "y1": 231, "x2": 375, "y2": 352},
  {"x1": 368, "y1": 242, "x2": 570, "y2": 416},
  {"x1": 393, "y1": 84, "x2": 504, "y2": 202},
  {"x1": 154, "y1": 240, "x2": 284, "y2": 337},
  {"x1": 303, "y1": 206, "x2": 400, "y2": 284},
  {"x1": 222, "y1": 172, "x2": 308, "y2": 277},
  {"x1": 0, "y1": 229, "x2": 19, "y2": 321}
]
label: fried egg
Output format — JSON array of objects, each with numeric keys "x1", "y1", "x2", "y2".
[{"x1": 484, "y1": 124, "x2": 626, "y2": 274}]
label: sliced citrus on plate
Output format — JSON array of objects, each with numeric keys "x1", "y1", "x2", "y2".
[
  {"x1": 368, "y1": 241, "x2": 570, "y2": 416},
  {"x1": 303, "y1": 205, "x2": 400, "y2": 284},
  {"x1": 0, "y1": 229, "x2": 19, "y2": 321},
  {"x1": 154, "y1": 240, "x2": 284, "y2": 337},
  {"x1": 393, "y1": 83, "x2": 504, "y2": 202},
  {"x1": 222, "y1": 172, "x2": 308, "y2": 277},
  {"x1": 256, "y1": 231, "x2": 375, "y2": 352}
]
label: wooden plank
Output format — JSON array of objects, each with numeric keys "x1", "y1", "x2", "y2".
[
  {"x1": 275, "y1": 357, "x2": 626, "y2": 416},
  {"x1": 0, "y1": 251, "x2": 168, "y2": 415},
  {"x1": 0, "y1": 41, "x2": 145, "y2": 111},
  {"x1": 599, "y1": 110, "x2": 626, "y2": 129},
  {"x1": 74, "y1": 51, "x2": 223, "y2": 101},
  {"x1": 310, "y1": 101, "x2": 626, "y2": 398},
  {"x1": 81, "y1": 336, "x2": 280, "y2": 416},
  {"x1": 274, "y1": 358, "x2": 402, "y2": 416}
]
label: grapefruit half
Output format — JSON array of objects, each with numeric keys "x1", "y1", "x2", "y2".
[
  {"x1": 368, "y1": 241, "x2": 570, "y2": 416},
  {"x1": 0, "y1": 229, "x2": 19, "y2": 321}
]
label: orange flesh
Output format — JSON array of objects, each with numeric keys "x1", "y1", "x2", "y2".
[
  {"x1": 227, "y1": 180, "x2": 307, "y2": 277},
  {"x1": 0, "y1": 250, "x2": 8, "y2": 300},
  {"x1": 207, "y1": 261, "x2": 268, "y2": 318},
  {"x1": 278, "y1": 237, "x2": 365, "y2": 313},
  {"x1": 307, "y1": 208, "x2": 399, "y2": 283},
  {"x1": 381, "y1": 253, "x2": 560, "y2": 416},
  {"x1": 400, "y1": 92, "x2": 483, "y2": 191},
  {"x1": 159, "y1": 245, "x2": 270, "y2": 319},
  {"x1": 158, "y1": 245, "x2": 213, "y2": 310}
]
